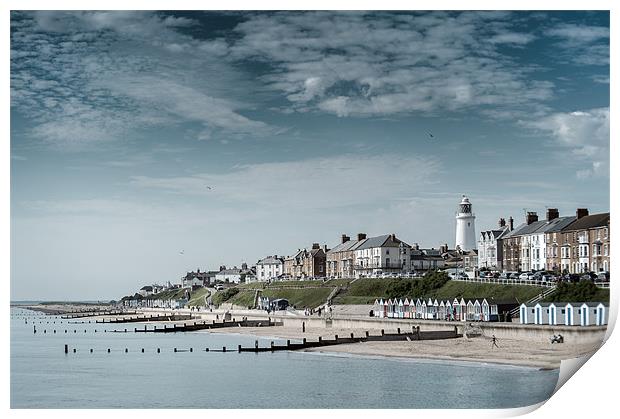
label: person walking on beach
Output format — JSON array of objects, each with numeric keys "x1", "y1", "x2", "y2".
[{"x1": 491, "y1": 335, "x2": 499, "y2": 348}]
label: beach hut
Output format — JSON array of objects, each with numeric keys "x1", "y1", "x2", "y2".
[
  {"x1": 445, "y1": 300, "x2": 453, "y2": 321},
  {"x1": 466, "y1": 300, "x2": 475, "y2": 321},
  {"x1": 481, "y1": 299, "x2": 490, "y2": 322},
  {"x1": 425, "y1": 298, "x2": 433, "y2": 320},
  {"x1": 533, "y1": 303, "x2": 550, "y2": 325},
  {"x1": 421, "y1": 300, "x2": 428, "y2": 319},
  {"x1": 580, "y1": 303, "x2": 596, "y2": 326},
  {"x1": 452, "y1": 298, "x2": 461, "y2": 321},
  {"x1": 415, "y1": 299, "x2": 423, "y2": 319},
  {"x1": 548, "y1": 303, "x2": 559, "y2": 326},
  {"x1": 403, "y1": 298, "x2": 410, "y2": 319},
  {"x1": 460, "y1": 298, "x2": 467, "y2": 322},
  {"x1": 398, "y1": 299, "x2": 405, "y2": 319},
  {"x1": 595, "y1": 303, "x2": 608, "y2": 326},
  {"x1": 473, "y1": 300, "x2": 482, "y2": 321},
  {"x1": 519, "y1": 303, "x2": 529, "y2": 324},
  {"x1": 564, "y1": 303, "x2": 577, "y2": 326},
  {"x1": 385, "y1": 299, "x2": 392, "y2": 318},
  {"x1": 433, "y1": 299, "x2": 439, "y2": 320},
  {"x1": 438, "y1": 301, "x2": 446, "y2": 321}
]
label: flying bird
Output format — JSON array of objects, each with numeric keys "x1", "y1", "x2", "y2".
[
  {"x1": 205, "y1": 186, "x2": 213, "y2": 190},
  {"x1": 179, "y1": 250, "x2": 185, "y2": 255},
  {"x1": 427, "y1": 132, "x2": 435, "y2": 139}
]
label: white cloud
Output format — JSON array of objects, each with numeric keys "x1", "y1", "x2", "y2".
[
  {"x1": 129, "y1": 153, "x2": 442, "y2": 210},
  {"x1": 545, "y1": 23, "x2": 609, "y2": 66},
  {"x1": 223, "y1": 11, "x2": 554, "y2": 118},
  {"x1": 528, "y1": 107, "x2": 609, "y2": 179}
]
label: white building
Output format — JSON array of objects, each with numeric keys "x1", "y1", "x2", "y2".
[
  {"x1": 353, "y1": 234, "x2": 411, "y2": 277},
  {"x1": 255, "y1": 255, "x2": 284, "y2": 281},
  {"x1": 215, "y1": 268, "x2": 243, "y2": 283},
  {"x1": 477, "y1": 219, "x2": 510, "y2": 270},
  {"x1": 455, "y1": 196, "x2": 476, "y2": 251}
]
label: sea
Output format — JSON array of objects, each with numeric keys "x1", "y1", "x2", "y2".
[{"x1": 10, "y1": 306, "x2": 559, "y2": 409}]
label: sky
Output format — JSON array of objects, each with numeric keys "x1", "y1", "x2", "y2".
[{"x1": 9, "y1": 10, "x2": 610, "y2": 300}]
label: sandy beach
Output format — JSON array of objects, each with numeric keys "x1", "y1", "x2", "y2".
[{"x1": 207, "y1": 324, "x2": 604, "y2": 369}]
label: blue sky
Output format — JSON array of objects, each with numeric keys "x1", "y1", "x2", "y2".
[{"x1": 10, "y1": 11, "x2": 609, "y2": 300}]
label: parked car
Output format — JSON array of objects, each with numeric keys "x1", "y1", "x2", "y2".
[
  {"x1": 597, "y1": 271, "x2": 610, "y2": 282},
  {"x1": 562, "y1": 273, "x2": 581, "y2": 282},
  {"x1": 580, "y1": 272, "x2": 598, "y2": 281},
  {"x1": 509, "y1": 272, "x2": 520, "y2": 279},
  {"x1": 519, "y1": 272, "x2": 534, "y2": 280}
]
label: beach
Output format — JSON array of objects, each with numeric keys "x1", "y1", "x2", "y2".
[{"x1": 206, "y1": 323, "x2": 603, "y2": 369}]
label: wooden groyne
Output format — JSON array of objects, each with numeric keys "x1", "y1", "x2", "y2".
[
  {"x1": 96, "y1": 314, "x2": 193, "y2": 324},
  {"x1": 134, "y1": 318, "x2": 281, "y2": 333},
  {"x1": 238, "y1": 327, "x2": 460, "y2": 352},
  {"x1": 61, "y1": 327, "x2": 461, "y2": 354},
  {"x1": 61, "y1": 310, "x2": 136, "y2": 319}
]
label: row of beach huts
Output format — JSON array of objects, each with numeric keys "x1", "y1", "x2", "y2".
[
  {"x1": 372, "y1": 298, "x2": 517, "y2": 322},
  {"x1": 518, "y1": 302, "x2": 608, "y2": 326},
  {"x1": 371, "y1": 298, "x2": 609, "y2": 326}
]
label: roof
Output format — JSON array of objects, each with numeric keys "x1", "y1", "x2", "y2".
[
  {"x1": 140, "y1": 286, "x2": 153, "y2": 291},
  {"x1": 538, "y1": 216, "x2": 577, "y2": 233},
  {"x1": 355, "y1": 234, "x2": 409, "y2": 250},
  {"x1": 327, "y1": 239, "x2": 362, "y2": 254},
  {"x1": 217, "y1": 269, "x2": 241, "y2": 275},
  {"x1": 513, "y1": 219, "x2": 548, "y2": 236},
  {"x1": 257, "y1": 256, "x2": 283, "y2": 265},
  {"x1": 501, "y1": 222, "x2": 528, "y2": 239},
  {"x1": 562, "y1": 212, "x2": 610, "y2": 232}
]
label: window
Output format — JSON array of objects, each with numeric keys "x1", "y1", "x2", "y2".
[
  {"x1": 604, "y1": 244, "x2": 608, "y2": 256},
  {"x1": 604, "y1": 228, "x2": 608, "y2": 238}
]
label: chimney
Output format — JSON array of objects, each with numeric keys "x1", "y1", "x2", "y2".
[
  {"x1": 312, "y1": 243, "x2": 320, "y2": 249},
  {"x1": 341, "y1": 234, "x2": 350, "y2": 244},
  {"x1": 413, "y1": 243, "x2": 420, "y2": 250},
  {"x1": 526, "y1": 211, "x2": 538, "y2": 225},
  {"x1": 357, "y1": 233, "x2": 367, "y2": 241},
  {"x1": 498, "y1": 218, "x2": 506, "y2": 228},
  {"x1": 509, "y1": 216, "x2": 514, "y2": 231},
  {"x1": 576, "y1": 208, "x2": 589, "y2": 219},
  {"x1": 323, "y1": 244, "x2": 328, "y2": 252},
  {"x1": 219, "y1": 265, "x2": 226, "y2": 271},
  {"x1": 241, "y1": 262, "x2": 248, "y2": 270},
  {"x1": 546, "y1": 208, "x2": 559, "y2": 221},
  {"x1": 390, "y1": 233, "x2": 396, "y2": 241}
]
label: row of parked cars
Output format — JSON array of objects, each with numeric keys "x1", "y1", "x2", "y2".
[{"x1": 479, "y1": 270, "x2": 610, "y2": 283}]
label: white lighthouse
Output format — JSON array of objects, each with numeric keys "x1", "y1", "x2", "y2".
[{"x1": 455, "y1": 195, "x2": 476, "y2": 251}]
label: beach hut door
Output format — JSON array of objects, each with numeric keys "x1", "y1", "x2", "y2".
[
  {"x1": 597, "y1": 307, "x2": 604, "y2": 325},
  {"x1": 520, "y1": 306, "x2": 526, "y2": 324}
]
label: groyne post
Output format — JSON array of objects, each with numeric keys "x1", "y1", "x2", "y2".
[
  {"x1": 64, "y1": 344, "x2": 68, "y2": 354},
  {"x1": 238, "y1": 345, "x2": 242, "y2": 353}
]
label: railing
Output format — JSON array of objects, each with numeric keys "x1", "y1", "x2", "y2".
[
  {"x1": 509, "y1": 286, "x2": 557, "y2": 317},
  {"x1": 450, "y1": 276, "x2": 557, "y2": 288},
  {"x1": 354, "y1": 263, "x2": 405, "y2": 269}
]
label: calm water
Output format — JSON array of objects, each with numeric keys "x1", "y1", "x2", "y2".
[{"x1": 10, "y1": 307, "x2": 559, "y2": 408}]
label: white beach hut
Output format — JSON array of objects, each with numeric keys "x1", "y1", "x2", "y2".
[
  {"x1": 481, "y1": 299, "x2": 490, "y2": 322},
  {"x1": 415, "y1": 299, "x2": 423, "y2": 319},
  {"x1": 533, "y1": 303, "x2": 550, "y2": 325},
  {"x1": 548, "y1": 303, "x2": 559, "y2": 326},
  {"x1": 398, "y1": 299, "x2": 405, "y2": 319},
  {"x1": 519, "y1": 303, "x2": 529, "y2": 324},
  {"x1": 595, "y1": 303, "x2": 608, "y2": 326},
  {"x1": 466, "y1": 300, "x2": 475, "y2": 321},
  {"x1": 580, "y1": 303, "x2": 596, "y2": 326},
  {"x1": 439, "y1": 301, "x2": 446, "y2": 320},
  {"x1": 421, "y1": 300, "x2": 428, "y2": 319},
  {"x1": 473, "y1": 300, "x2": 482, "y2": 321},
  {"x1": 460, "y1": 298, "x2": 467, "y2": 321},
  {"x1": 564, "y1": 303, "x2": 577, "y2": 326}
]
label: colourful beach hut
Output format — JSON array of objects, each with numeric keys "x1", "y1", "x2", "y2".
[
  {"x1": 445, "y1": 300, "x2": 453, "y2": 321},
  {"x1": 452, "y1": 298, "x2": 461, "y2": 321},
  {"x1": 415, "y1": 299, "x2": 423, "y2": 319},
  {"x1": 439, "y1": 301, "x2": 446, "y2": 320},
  {"x1": 397, "y1": 299, "x2": 405, "y2": 319},
  {"x1": 403, "y1": 298, "x2": 410, "y2": 318},
  {"x1": 421, "y1": 300, "x2": 428, "y2": 319},
  {"x1": 460, "y1": 298, "x2": 467, "y2": 321}
]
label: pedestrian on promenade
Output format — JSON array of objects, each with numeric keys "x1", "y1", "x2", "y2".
[{"x1": 491, "y1": 335, "x2": 499, "y2": 348}]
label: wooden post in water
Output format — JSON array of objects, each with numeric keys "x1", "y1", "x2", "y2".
[
  {"x1": 223, "y1": 346, "x2": 226, "y2": 352},
  {"x1": 157, "y1": 348, "x2": 160, "y2": 353},
  {"x1": 365, "y1": 331, "x2": 369, "y2": 338},
  {"x1": 270, "y1": 341, "x2": 274, "y2": 352},
  {"x1": 255, "y1": 340, "x2": 259, "y2": 351},
  {"x1": 381, "y1": 329, "x2": 384, "y2": 336},
  {"x1": 318, "y1": 336, "x2": 322, "y2": 343},
  {"x1": 286, "y1": 339, "x2": 290, "y2": 348},
  {"x1": 64, "y1": 344, "x2": 68, "y2": 354},
  {"x1": 397, "y1": 327, "x2": 401, "y2": 335},
  {"x1": 238, "y1": 345, "x2": 241, "y2": 353},
  {"x1": 303, "y1": 338, "x2": 306, "y2": 344}
]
